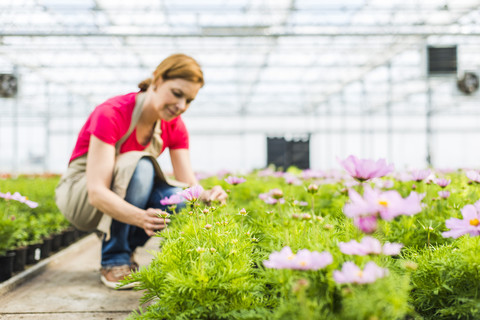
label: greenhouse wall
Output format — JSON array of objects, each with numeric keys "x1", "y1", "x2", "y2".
[{"x1": 2, "y1": 114, "x2": 480, "y2": 174}]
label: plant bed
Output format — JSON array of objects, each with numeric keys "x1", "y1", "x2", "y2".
[
  {"x1": 127, "y1": 158, "x2": 480, "y2": 320},
  {"x1": 0, "y1": 175, "x2": 84, "y2": 282}
]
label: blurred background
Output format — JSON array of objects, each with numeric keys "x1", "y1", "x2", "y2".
[{"x1": 1, "y1": 0, "x2": 479, "y2": 174}]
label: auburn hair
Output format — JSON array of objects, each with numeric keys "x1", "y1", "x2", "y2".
[{"x1": 138, "y1": 53, "x2": 204, "y2": 91}]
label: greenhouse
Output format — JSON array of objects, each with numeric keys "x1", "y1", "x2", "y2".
[{"x1": 1, "y1": 0, "x2": 480, "y2": 319}]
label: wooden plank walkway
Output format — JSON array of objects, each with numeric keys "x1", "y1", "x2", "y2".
[{"x1": 0, "y1": 234, "x2": 160, "y2": 320}]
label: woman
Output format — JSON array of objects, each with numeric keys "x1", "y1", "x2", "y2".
[{"x1": 55, "y1": 53, "x2": 228, "y2": 289}]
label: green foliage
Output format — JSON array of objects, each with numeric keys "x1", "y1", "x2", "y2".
[
  {"x1": 0, "y1": 175, "x2": 71, "y2": 248},
  {"x1": 405, "y1": 237, "x2": 480, "y2": 319},
  {"x1": 128, "y1": 170, "x2": 419, "y2": 319},
  {"x1": 0, "y1": 214, "x2": 16, "y2": 255}
]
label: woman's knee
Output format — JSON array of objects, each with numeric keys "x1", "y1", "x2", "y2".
[
  {"x1": 126, "y1": 158, "x2": 155, "y2": 204},
  {"x1": 133, "y1": 158, "x2": 155, "y2": 180}
]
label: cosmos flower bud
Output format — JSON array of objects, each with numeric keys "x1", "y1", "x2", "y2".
[
  {"x1": 271, "y1": 189, "x2": 284, "y2": 199},
  {"x1": 307, "y1": 184, "x2": 318, "y2": 194},
  {"x1": 159, "y1": 211, "x2": 169, "y2": 218},
  {"x1": 302, "y1": 213, "x2": 312, "y2": 220},
  {"x1": 204, "y1": 224, "x2": 213, "y2": 230},
  {"x1": 210, "y1": 248, "x2": 216, "y2": 253},
  {"x1": 239, "y1": 208, "x2": 247, "y2": 216},
  {"x1": 196, "y1": 247, "x2": 206, "y2": 254}
]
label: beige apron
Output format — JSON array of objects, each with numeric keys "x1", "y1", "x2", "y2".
[{"x1": 55, "y1": 93, "x2": 184, "y2": 239}]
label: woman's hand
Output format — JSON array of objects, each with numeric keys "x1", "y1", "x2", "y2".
[
  {"x1": 141, "y1": 208, "x2": 171, "y2": 236},
  {"x1": 200, "y1": 185, "x2": 228, "y2": 204}
]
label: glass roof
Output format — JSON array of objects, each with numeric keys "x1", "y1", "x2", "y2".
[{"x1": 1, "y1": 0, "x2": 480, "y2": 120}]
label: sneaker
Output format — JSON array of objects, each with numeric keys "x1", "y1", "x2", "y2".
[
  {"x1": 130, "y1": 255, "x2": 139, "y2": 271},
  {"x1": 100, "y1": 265, "x2": 137, "y2": 289}
]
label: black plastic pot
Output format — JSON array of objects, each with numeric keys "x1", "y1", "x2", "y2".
[
  {"x1": 26, "y1": 242, "x2": 42, "y2": 265},
  {"x1": 41, "y1": 236, "x2": 53, "y2": 259},
  {"x1": 61, "y1": 228, "x2": 75, "y2": 247},
  {"x1": 51, "y1": 233, "x2": 63, "y2": 252},
  {"x1": 8, "y1": 246, "x2": 27, "y2": 272},
  {"x1": 0, "y1": 251, "x2": 15, "y2": 281},
  {"x1": 73, "y1": 228, "x2": 80, "y2": 241}
]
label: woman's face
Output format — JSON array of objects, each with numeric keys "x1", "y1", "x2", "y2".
[{"x1": 149, "y1": 78, "x2": 202, "y2": 121}]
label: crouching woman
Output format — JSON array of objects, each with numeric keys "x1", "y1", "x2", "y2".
[{"x1": 55, "y1": 53, "x2": 227, "y2": 289}]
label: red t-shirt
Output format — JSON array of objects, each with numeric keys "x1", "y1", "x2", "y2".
[{"x1": 69, "y1": 92, "x2": 189, "y2": 163}]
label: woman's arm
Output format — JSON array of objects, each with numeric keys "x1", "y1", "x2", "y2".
[
  {"x1": 170, "y1": 148, "x2": 228, "y2": 203},
  {"x1": 86, "y1": 135, "x2": 167, "y2": 236}
]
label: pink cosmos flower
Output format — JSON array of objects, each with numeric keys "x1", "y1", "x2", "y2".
[
  {"x1": 160, "y1": 194, "x2": 183, "y2": 206},
  {"x1": 438, "y1": 190, "x2": 450, "y2": 199},
  {"x1": 179, "y1": 185, "x2": 204, "y2": 202},
  {"x1": 339, "y1": 236, "x2": 403, "y2": 256},
  {"x1": 24, "y1": 200, "x2": 39, "y2": 208},
  {"x1": 466, "y1": 170, "x2": 480, "y2": 183},
  {"x1": 354, "y1": 216, "x2": 378, "y2": 233},
  {"x1": 435, "y1": 178, "x2": 451, "y2": 188},
  {"x1": 382, "y1": 242, "x2": 404, "y2": 255},
  {"x1": 259, "y1": 188, "x2": 285, "y2": 205},
  {"x1": 442, "y1": 204, "x2": 480, "y2": 238},
  {"x1": 344, "y1": 186, "x2": 423, "y2": 222},
  {"x1": 263, "y1": 197, "x2": 285, "y2": 205},
  {"x1": 410, "y1": 169, "x2": 431, "y2": 182},
  {"x1": 301, "y1": 169, "x2": 326, "y2": 180},
  {"x1": 339, "y1": 155, "x2": 394, "y2": 182},
  {"x1": 0, "y1": 191, "x2": 13, "y2": 200},
  {"x1": 258, "y1": 168, "x2": 275, "y2": 177},
  {"x1": 224, "y1": 176, "x2": 246, "y2": 185},
  {"x1": 0, "y1": 191, "x2": 38, "y2": 208},
  {"x1": 333, "y1": 261, "x2": 389, "y2": 284},
  {"x1": 273, "y1": 172, "x2": 285, "y2": 178},
  {"x1": 284, "y1": 174, "x2": 301, "y2": 185},
  {"x1": 293, "y1": 200, "x2": 309, "y2": 206},
  {"x1": 263, "y1": 246, "x2": 333, "y2": 271}
]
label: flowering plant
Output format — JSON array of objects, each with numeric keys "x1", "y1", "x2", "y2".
[
  {"x1": 179, "y1": 185, "x2": 204, "y2": 203},
  {"x1": 224, "y1": 176, "x2": 246, "y2": 185},
  {"x1": 263, "y1": 246, "x2": 333, "y2": 271},
  {"x1": 339, "y1": 155, "x2": 394, "y2": 181},
  {"x1": 333, "y1": 261, "x2": 389, "y2": 284},
  {"x1": 442, "y1": 202, "x2": 480, "y2": 238},
  {"x1": 343, "y1": 186, "x2": 424, "y2": 233}
]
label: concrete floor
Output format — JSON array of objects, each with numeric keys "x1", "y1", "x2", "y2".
[{"x1": 0, "y1": 234, "x2": 161, "y2": 320}]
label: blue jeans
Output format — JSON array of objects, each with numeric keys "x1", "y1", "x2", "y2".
[{"x1": 101, "y1": 158, "x2": 185, "y2": 267}]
